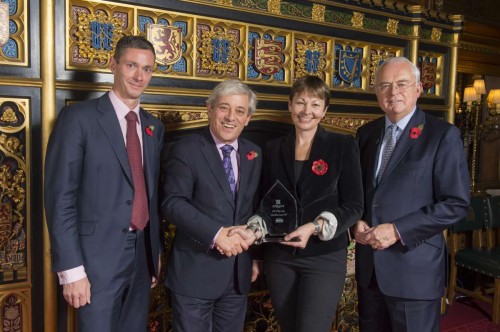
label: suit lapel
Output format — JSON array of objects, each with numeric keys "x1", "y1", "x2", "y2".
[
  {"x1": 369, "y1": 119, "x2": 386, "y2": 188},
  {"x1": 200, "y1": 129, "x2": 235, "y2": 209},
  {"x1": 96, "y1": 94, "x2": 133, "y2": 186},
  {"x1": 140, "y1": 109, "x2": 156, "y2": 199},
  {"x1": 378, "y1": 108, "x2": 426, "y2": 186},
  {"x1": 299, "y1": 127, "x2": 332, "y2": 194},
  {"x1": 280, "y1": 132, "x2": 296, "y2": 190},
  {"x1": 236, "y1": 139, "x2": 252, "y2": 210}
]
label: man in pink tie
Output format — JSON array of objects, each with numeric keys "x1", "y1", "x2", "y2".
[{"x1": 44, "y1": 35, "x2": 164, "y2": 332}]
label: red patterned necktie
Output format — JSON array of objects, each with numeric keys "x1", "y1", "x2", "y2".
[{"x1": 125, "y1": 111, "x2": 149, "y2": 230}]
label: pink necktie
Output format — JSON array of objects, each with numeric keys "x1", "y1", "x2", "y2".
[{"x1": 125, "y1": 111, "x2": 149, "y2": 230}]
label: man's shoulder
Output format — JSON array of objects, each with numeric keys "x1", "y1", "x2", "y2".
[
  {"x1": 357, "y1": 116, "x2": 384, "y2": 135},
  {"x1": 239, "y1": 137, "x2": 261, "y2": 152}
]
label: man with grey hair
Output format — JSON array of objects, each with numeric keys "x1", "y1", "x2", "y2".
[
  {"x1": 161, "y1": 79, "x2": 261, "y2": 331},
  {"x1": 353, "y1": 57, "x2": 470, "y2": 331}
]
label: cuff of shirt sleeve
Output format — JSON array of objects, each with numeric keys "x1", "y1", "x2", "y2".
[
  {"x1": 315, "y1": 212, "x2": 338, "y2": 241},
  {"x1": 393, "y1": 223, "x2": 405, "y2": 245},
  {"x1": 211, "y1": 227, "x2": 224, "y2": 249},
  {"x1": 57, "y1": 266, "x2": 87, "y2": 285},
  {"x1": 247, "y1": 215, "x2": 268, "y2": 244}
]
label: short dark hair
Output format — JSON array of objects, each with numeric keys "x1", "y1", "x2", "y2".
[
  {"x1": 113, "y1": 35, "x2": 155, "y2": 62},
  {"x1": 289, "y1": 75, "x2": 330, "y2": 104}
]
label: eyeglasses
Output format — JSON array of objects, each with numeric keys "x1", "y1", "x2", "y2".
[{"x1": 377, "y1": 81, "x2": 417, "y2": 93}]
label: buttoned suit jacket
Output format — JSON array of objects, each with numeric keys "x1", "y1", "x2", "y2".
[
  {"x1": 44, "y1": 93, "x2": 164, "y2": 293},
  {"x1": 355, "y1": 107, "x2": 470, "y2": 300},
  {"x1": 161, "y1": 127, "x2": 262, "y2": 299}
]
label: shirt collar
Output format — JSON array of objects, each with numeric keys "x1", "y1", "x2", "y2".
[
  {"x1": 209, "y1": 127, "x2": 239, "y2": 152},
  {"x1": 109, "y1": 90, "x2": 141, "y2": 124},
  {"x1": 385, "y1": 107, "x2": 416, "y2": 132}
]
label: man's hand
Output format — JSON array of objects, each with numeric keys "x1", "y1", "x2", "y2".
[
  {"x1": 251, "y1": 260, "x2": 263, "y2": 282},
  {"x1": 151, "y1": 254, "x2": 162, "y2": 288},
  {"x1": 228, "y1": 225, "x2": 258, "y2": 247},
  {"x1": 281, "y1": 222, "x2": 317, "y2": 249},
  {"x1": 364, "y1": 223, "x2": 400, "y2": 250},
  {"x1": 353, "y1": 220, "x2": 372, "y2": 245},
  {"x1": 63, "y1": 277, "x2": 91, "y2": 308},
  {"x1": 215, "y1": 227, "x2": 246, "y2": 257}
]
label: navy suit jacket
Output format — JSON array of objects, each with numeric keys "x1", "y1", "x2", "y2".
[
  {"x1": 161, "y1": 127, "x2": 262, "y2": 299},
  {"x1": 44, "y1": 93, "x2": 164, "y2": 292},
  {"x1": 355, "y1": 107, "x2": 470, "y2": 300}
]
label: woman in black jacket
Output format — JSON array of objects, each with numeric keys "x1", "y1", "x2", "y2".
[{"x1": 232, "y1": 75, "x2": 363, "y2": 331}]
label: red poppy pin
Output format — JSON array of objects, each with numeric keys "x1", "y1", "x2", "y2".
[
  {"x1": 312, "y1": 159, "x2": 328, "y2": 175},
  {"x1": 409, "y1": 124, "x2": 424, "y2": 139},
  {"x1": 145, "y1": 125, "x2": 155, "y2": 137},
  {"x1": 247, "y1": 151, "x2": 259, "y2": 160}
]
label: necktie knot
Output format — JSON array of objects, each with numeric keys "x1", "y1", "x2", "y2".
[
  {"x1": 125, "y1": 111, "x2": 138, "y2": 123},
  {"x1": 221, "y1": 144, "x2": 234, "y2": 157}
]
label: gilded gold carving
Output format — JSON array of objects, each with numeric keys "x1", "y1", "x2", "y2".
[
  {"x1": 295, "y1": 40, "x2": 328, "y2": 79},
  {"x1": 431, "y1": 27, "x2": 442, "y2": 43},
  {"x1": 369, "y1": 49, "x2": 398, "y2": 87},
  {"x1": 0, "y1": 99, "x2": 28, "y2": 283},
  {"x1": 75, "y1": 10, "x2": 124, "y2": 63},
  {"x1": 312, "y1": 4, "x2": 326, "y2": 22},
  {"x1": 216, "y1": 0, "x2": 233, "y2": 5},
  {"x1": 351, "y1": 12, "x2": 364, "y2": 29},
  {"x1": 0, "y1": 107, "x2": 18, "y2": 123},
  {"x1": 321, "y1": 115, "x2": 370, "y2": 134},
  {"x1": 198, "y1": 29, "x2": 238, "y2": 76},
  {"x1": 387, "y1": 19, "x2": 399, "y2": 35},
  {"x1": 268, "y1": 0, "x2": 281, "y2": 15}
]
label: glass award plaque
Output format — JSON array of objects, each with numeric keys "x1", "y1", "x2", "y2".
[{"x1": 260, "y1": 180, "x2": 298, "y2": 242}]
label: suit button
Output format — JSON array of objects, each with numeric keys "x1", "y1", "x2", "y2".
[
  {"x1": 122, "y1": 228, "x2": 128, "y2": 233},
  {"x1": 372, "y1": 203, "x2": 379, "y2": 208},
  {"x1": 126, "y1": 200, "x2": 132, "y2": 205}
]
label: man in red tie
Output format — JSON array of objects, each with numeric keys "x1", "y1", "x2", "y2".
[{"x1": 44, "y1": 35, "x2": 164, "y2": 332}]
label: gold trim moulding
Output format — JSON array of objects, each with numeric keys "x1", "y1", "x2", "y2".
[
  {"x1": 0, "y1": 281, "x2": 32, "y2": 291},
  {"x1": 0, "y1": 77, "x2": 43, "y2": 87}
]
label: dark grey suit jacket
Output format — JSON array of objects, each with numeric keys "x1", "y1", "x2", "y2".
[
  {"x1": 44, "y1": 93, "x2": 164, "y2": 292},
  {"x1": 355, "y1": 107, "x2": 470, "y2": 300},
  {"x1": 161, "y1": 127, "x2": 262, "y2": 299}
]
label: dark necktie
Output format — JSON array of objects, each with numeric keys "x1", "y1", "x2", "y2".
[
  {"x1": 221, "y1": 145, "x2": 236, "y2": 197},
  {"x1": 125, "y1": 111, "x2": 149, "y2": 230},
  {"x1": 376, "y1": 124, "x2": 396, "y2": 184}
]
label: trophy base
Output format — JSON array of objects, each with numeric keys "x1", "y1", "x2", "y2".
[{"x1": 263, "y1": 234, "x2": 300, "y2": 243}]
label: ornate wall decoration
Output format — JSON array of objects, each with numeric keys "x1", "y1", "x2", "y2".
[
  {"x1": 267, "y1": 0, "x2": 281, "y2": 15},
  {"x1": 196, "y1": 19, "x2": 245, "y2": 79},
  {"x1": 138, "y1": 9, "x2": 194, "y2": 77},
  {"x1": 431, "y1": 27, "x2": 442, "y2": 43},
  {"x1": 368, "y1": 47, "x2": 401, "y2": 88},
  {"x1": 334, "y1": 43, "x2": 364, "y2": 89},
  {"x1": 0, "y1": 0, "x2": 28, "y2": 66},
  {"x1": 387, "y1": 18, "x2": 399, "y2": 35},
  {"x1": 418, "y1": 53, "x2": 443, "y2": 96},
  {"x1": 247, "y1": 27, "x2": 291, "y2": 84},
  {"x1": 294, "y1": 33, "x2": 332, "y2": 83},
  {"x1": 0, "y1": 2, "x2": 8, "y2": 47},
  {"x1": 321, "y1": 113, "x2": 373, "y2": 134},
  {"x1": 1, "y1": 292, "x2": 31, "y2": 332},
  {"x1": 311, "y1": 4, "x2": 325, "y2": 22},
  {"x1": 351, "y1": 11, "x2": 364, "y2": 29},
  {"x1": 68, "y1": 1, "x2": 134, "y2": 69},
  {"x1": 0, "y1": 98, "x2": 28, "y2": 285}
]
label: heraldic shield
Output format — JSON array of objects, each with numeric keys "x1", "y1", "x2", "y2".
[
  {"x1": 253, "y1": 38, "x2": 283, "y2": 75},
  {"x1": 339, "y1": 50, "x2": 361, "y2": 84},
  {"x1": 146, "y1": 24, "x2": 182, "y2": 66}
]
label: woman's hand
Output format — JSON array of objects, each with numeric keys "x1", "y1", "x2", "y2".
[{"x1": 281, "y1": 222, "x2": 318, "y2": 249}]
